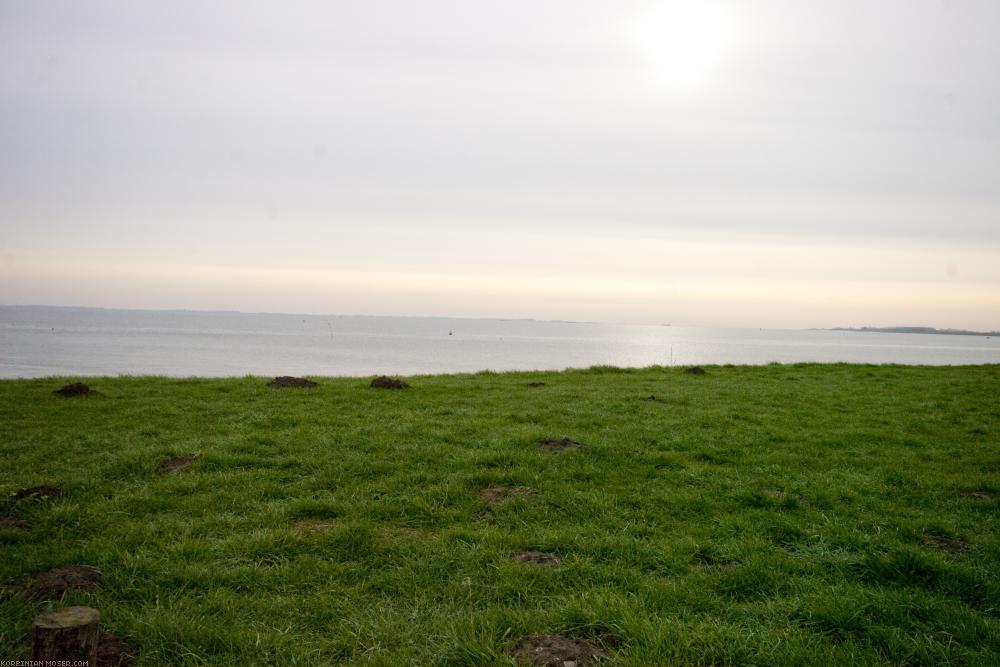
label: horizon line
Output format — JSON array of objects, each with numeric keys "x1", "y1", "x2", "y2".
[{"x1": 3, "y1": 303, "x2": 996, "y2": 334}]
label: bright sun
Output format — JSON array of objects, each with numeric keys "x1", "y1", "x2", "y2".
[{"x1": 631, "y1": 1, "x2": 733, "y2": 89}]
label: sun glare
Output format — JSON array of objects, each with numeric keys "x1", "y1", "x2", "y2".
[{"x1": 631, "y1": 1, "x2": 733, "y2": 89}]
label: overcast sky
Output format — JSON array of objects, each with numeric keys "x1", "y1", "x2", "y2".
[{"x1": 1, "y1": 0, "x2": 998, "y2": 328}]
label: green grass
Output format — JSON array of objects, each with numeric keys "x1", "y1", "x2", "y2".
[{"x1": 1, "y1": 364, "x2": 998, "y2": 665}]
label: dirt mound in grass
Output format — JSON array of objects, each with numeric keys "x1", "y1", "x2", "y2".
[
  {"x1": 370, "y1": 375, "x2": 410, "y2": 389},
  {"x1": 25, "y1": 564, "x2": 102, "y2": 599},
  {"x1": 960, "y1": 490, "x2": 994, "y2": 500},
  {"x1": 54, "y1": 382, "x2": 95, "y2": 396},
  {"x1": 0, "y1": 514, "x2": 29, "y2": 530},
  {"x1": 159, "y1": 455, "x2": 198, "y2": 473},
  {"x1": 295, "y1": 520, "x2": 335, "y2": 533},
  {"x1": 683, "y1": 366, "x2": 706, "y2": 375},
  {"x1": 481, "y1": 486, "x2": 533, "y2": 503},
  {"x1": 14, "y1": 485, "x2": 63, "y2": 500},
  {"x1": 509, "y1": 634, "x2": 609, "y2": 666},
  {"x1": 536, "y1": 437, "x2": 583, "y2": 451},
  {"x1": 267, "y1": 376, "x2": 318, "y2": 388},
  {"x1": 525, "y1": 381, "x2": 546, "y2": 388},
  {"x1": 513, "y1": 551, "x2": 562, "y2": 567},
  {"x1": 97, "y1": 631, "x2": 135, "y2": 667},
  {"x1": 922, "y1": 532, "x2": 969, "y2": 553}
]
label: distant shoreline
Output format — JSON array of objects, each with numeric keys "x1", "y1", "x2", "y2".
[{"x1": 828, "y1": 326, "x2": 998, "y2": 337}]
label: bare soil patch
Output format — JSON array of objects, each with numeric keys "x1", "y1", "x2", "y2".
[
  {"x1": 960, "y1": 490, "x2": 994, "y2": 500},
  {"x1": 295, "y1": 519, "x2": 335, "y2": 533},
  {"x1": 922, "y1": 532, "x2": 969, "y2": 553},
  {"x1": 267, "y1": 376, "x2": 318, "y2": 388},
  {"x1": 691, "y1": 549, "x2": 740, "y2": 570},
  {"x1": 97, "y1": 631, "x2": 135, "y2": 667},
  {"x1": 694, "y1": 560, "x2": 740, "y2": 572},
  {"x1": 0, "y1": 583, "x2": 22, "y2": 598},
  {"x1": 159, "y1": 455, "x2": 198, "y2": 474},
  {"x1": 0, "y1": 513, "x2": 30, "y2": 530},
  {"x1": 513, "y1": 551, "x2": 562, "y2": 567},
  {"x1": 14, "y1": 485, "x2": 63, "y2": 500},
  {"x1": 382, "y1": 526, "x2": 437, "y2": 541},
  {"x1": 370, "y1": 376, "x2": 410, "y2": 389},
  {"x1": 25, "y1": 564, "x2": 102, "y2": 599},
  {"x1": 481, "y1": 486, "x2": 533, "y2": 503},
  {"x1": 0, "y1": 514, "x2": 29, "y2": 530},
  {"x1": 509, "y1": 634, "x2": 609, "y2": 666},
  {"x1": 536, "y1": 437, "x2": 583, "y2": 451},
  {"x1": 54, "y1": 382, "x2": 96, "y2": 396},
  {"x1": 684, "y1": 366, "x2": 706, "y2": 375},
  {"x1": 525, "y1": 382, "x2": 546, "y2": 388}
]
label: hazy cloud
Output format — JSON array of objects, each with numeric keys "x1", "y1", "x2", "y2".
[{"x1": 1, "y1": 0, "x2": 998, "y2": 326}]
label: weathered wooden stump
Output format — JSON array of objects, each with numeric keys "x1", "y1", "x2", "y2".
[{"x1": 32, "y1": 606, "x2": 100, "y2": 664}]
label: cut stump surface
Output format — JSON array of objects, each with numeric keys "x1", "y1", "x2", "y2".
[{"x1": 32, "y1": 606, "x2": 100, "y2": 664}]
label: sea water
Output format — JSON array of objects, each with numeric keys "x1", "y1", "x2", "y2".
[{"x1": 1, "y1": 306, "x2": 998, "y2": 378}]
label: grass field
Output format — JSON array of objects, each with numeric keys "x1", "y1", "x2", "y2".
[{"x1": 1, "y1": 364, "x2": 998, "y2": 665}]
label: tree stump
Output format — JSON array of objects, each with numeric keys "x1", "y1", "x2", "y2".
[{"x1": 32, "y1": 606, "x2": 100, "y2": 665}]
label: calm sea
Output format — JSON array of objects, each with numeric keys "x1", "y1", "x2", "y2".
[{"x1": 1, "y1": 306, "x2": 998, "y2": 378}]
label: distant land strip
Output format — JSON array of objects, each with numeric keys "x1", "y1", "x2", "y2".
[{"x1": 829, "y1": 326, "x2": 999, "y2": 337}]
